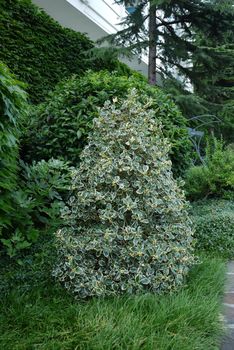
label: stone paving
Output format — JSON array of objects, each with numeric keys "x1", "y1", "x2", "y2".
[{"x1": 221, "y1": 261, "x2": 234, "y2": 350}]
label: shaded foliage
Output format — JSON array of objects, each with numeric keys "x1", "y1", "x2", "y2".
[
  {"x1": 1, "y1": 157, "x2": 74, "y2": 258},
  {"x1": 0, "y1": 61, "x2": 27, "y2": 241}
]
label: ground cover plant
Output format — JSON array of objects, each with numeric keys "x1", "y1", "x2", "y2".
[
  {"x1": 22, "y1": 70, "x2": 192, "y2": 176},
  {"x1": 0, "y1": 251, "x2": 225, "y2": 350},
  {"x1": 53, "y1": 90, "x2": 194, "y2": 298},
  {"x1": 191, "y1": 199, "x2": 234, "y2": 258}
]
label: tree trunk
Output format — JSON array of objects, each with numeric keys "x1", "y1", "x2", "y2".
[{"x1": 148, "y1": 1, "x2": 157, "y2": 85}]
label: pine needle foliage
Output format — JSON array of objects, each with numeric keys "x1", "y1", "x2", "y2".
[
  {"x1": 101, "y1": 0, "x2": 234, "y2": 126},
  {"x1": 104, "y1": 0, "x2": 234, "y2": 82},
  {"x1": 53, "y1": 90, "x2": 194, "y2": 298}
]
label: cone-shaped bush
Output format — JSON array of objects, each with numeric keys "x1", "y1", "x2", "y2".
[{"x1": 53, "y1": 90, "x2": 194, "y2": 298}]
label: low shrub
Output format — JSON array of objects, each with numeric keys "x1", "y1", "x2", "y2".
[
  {"x1": 0, "y1": 62, "x2": 74, "y2": 258},
  {"x1": 22, "y1": 70, "x2": 192, "y2": 176},
  {"x1": 53, "y1": 90, "x2": 194, "y2": 298},
  {"x1": 1, "y1": 159, "x2": 73, "y2": 258},
  {"x1": 184, "y1": 166, "x2": 210, "y2": 201},
  {"x1": 18, "y1": 159, "x2": 73, "y2": 229},
  {"x1": 218, "y1": 100, "x2": 234, "y2": 144},
  {"x1": 184, "y1": 137, "x2": 234, "y2": 200},
  {"x1": 191, "y1": 200, "x2": 234, "y2": 258}
]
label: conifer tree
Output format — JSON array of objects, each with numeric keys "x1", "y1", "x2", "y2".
[
  {"x1": 100, "y1": 0, "x2": 234, "y2": 140},
  {"x1": 105, "y1": 0, "x2": 234, "y2": 89},
  {"x1": 191, "y1": 32, "x2": 234, "y2": 141}
]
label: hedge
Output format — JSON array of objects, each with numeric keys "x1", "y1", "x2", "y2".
[
  {"x1": 0, "y1": 61, "x2": 27, "y2": 252},
  {"x1": 0, "y1": 0, "x2": 98, "y2": 103},
  {"x1": 191, "y1": 200, "x2": 234, "y2": 258}
]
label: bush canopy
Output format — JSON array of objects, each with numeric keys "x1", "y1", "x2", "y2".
[{"x1": 23, "y1": 70, "x2": 192, "y2": 176}]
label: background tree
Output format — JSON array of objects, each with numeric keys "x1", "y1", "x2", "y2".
[
  {"x1": 190, "y1": 36, "x2": 234, "y2": 142},
  {"x1": 106, "y1": 0, "x2": 233, "y2": 84},
  {"x1": 100, "y1": 0, "x2": 234, "y2": 134}
]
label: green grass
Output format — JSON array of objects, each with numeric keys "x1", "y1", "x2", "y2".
[{"x1": 0, "y1": 253, "x2": 225, "y2": 350}]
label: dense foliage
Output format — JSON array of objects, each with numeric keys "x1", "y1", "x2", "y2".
[
  {"x1": 22, "y1": 70, "x2": 192, "y2": 176},
  {"x1": 1, "y1": 158, "x2": 73, "y2": 258},
  {"x1": 191, "y1": 200, "x2": 234, "y2": 258},
  {"x1": 53, "y1": 90, "x2": 194, "y2": 298},
  {"x1": 0, "y1": 61, "x2": 75, "y2": 257},
  {"x1": 192, "y1": 31, "x2": 234, "y2": 143},
  {"x1": 184, "y1": 138, "x2": 234, "y2": 201},
  {"x1": 0, "y1": 0, "x2": 94, "y2": 103},
  {"x1": 18, "y1": 159, "x2": 73, "y2": 229},
  {"x1": 0, "y1": 61, "x2": 27, "y2": 246}
]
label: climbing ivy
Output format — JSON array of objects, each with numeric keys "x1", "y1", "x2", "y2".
[{"x1": 0, "y1": 0, "x2": 94, "y2": 103}]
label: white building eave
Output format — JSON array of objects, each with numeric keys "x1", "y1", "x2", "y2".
[{"x1": 32, "y1": 0, "x2": 148, "y2": 76}]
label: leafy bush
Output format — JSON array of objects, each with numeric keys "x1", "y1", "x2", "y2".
[
  {"x1": 0, "y1": 61, "x2": 27, "y2": 239},
  {"x1": 191, "y1": 200, "x2": 234, "y2": 258},
  {"x1": 53, "y1": 90, "x2": 194, "y2": 298},
  {"x1": 22, "y1": 70, "x2": 192, "y2": 176},
  {"x1": 1, "y1": 159, "x2": 73, "y2": 257},
  {"x1": 18, "y1": 159, "x2": 73, "y2": 228},
  {"x1": 0, "y1": 0, "x2": 92, "y2": 103},
  {"x1": 0, "y1": 62, "x2": 73, "y2": 257},
  {"x1": 184, "y1": 137, "x2": 234, "y2": 200}
]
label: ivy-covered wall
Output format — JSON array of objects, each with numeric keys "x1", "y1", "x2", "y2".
[{"x1": 0, "y1": 0, "x2": 95, "y2": 103}]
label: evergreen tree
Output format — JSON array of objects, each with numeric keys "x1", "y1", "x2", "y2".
[
  {"x1": 191, "y1": 34, "x2": 234, "y2": 142},
  {"x1": 104, "y1": 0, "x2": 234, "y2": 87},
  {"x1": 100, "y1": 0, "x2": 234, "y2": 141},
  {"x1": 165, "y1": 19, "x2": 234, "y2": 141}
]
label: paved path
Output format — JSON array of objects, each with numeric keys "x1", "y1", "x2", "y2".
[{"x1": 221, "y1": 261, "x2": 234, "y2": 350}]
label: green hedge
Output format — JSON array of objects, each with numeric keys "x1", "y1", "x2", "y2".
[
  {"x1": 191, "y1": 200, "x2": 234, "y2": 258},
  {"x1": 0, "y1": 0, "x2": 95, "y2": 103},
  {"x1": 0, "y1": 61, "x2": 27, "y2": 232}
]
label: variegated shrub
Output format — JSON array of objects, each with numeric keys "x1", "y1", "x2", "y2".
[{"x1": 53, "y1": 90, "x2": 194, "y2": 298}]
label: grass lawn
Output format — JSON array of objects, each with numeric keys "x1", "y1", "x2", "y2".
[{"x1": 0, "y1": 252, "x2": 225, "y2": 350}]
